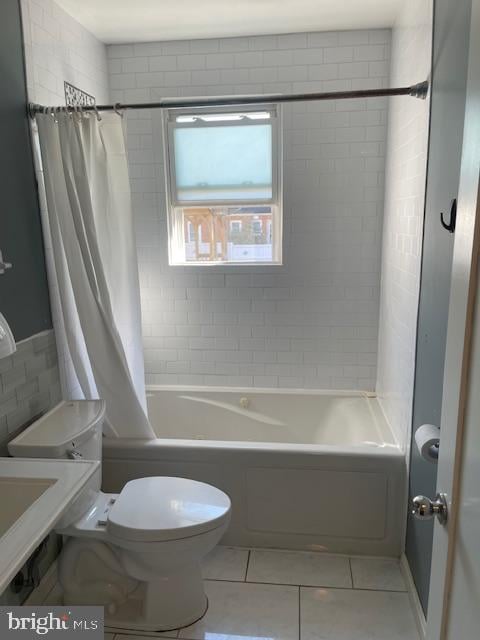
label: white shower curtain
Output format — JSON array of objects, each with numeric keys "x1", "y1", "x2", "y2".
[{"x1": 36, "y1": 111, "x2": 154, "y2": 439}]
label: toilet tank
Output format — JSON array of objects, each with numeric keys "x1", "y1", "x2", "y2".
[
  {"x1": 8, "y1": 400, "x2": 106, "y2": 462},
  {"x1": 8, "y1": 401, "x2": 106, "y2": 526}
]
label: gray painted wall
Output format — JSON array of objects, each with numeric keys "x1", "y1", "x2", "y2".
[
  {"x1": 0, "y1": 0, "x2": 62, "y2": 605},
  {"x1": 0, "y1": 0, "x2": 52, "y2": 341},
  {"x1": 406, "y1": 0, "x2": 471, "y2": 614}
]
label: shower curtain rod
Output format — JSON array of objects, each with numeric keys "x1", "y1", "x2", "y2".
[{"x1": 28, "y1": 81, "x2": 428, "y2": 117}]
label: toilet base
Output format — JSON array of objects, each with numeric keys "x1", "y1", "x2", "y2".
[
  {"x1": 59, "y1": 537, "x2": 211, "y2": 632},
  {"x1": 104, "y1": 564, "x2": 208, "y2": 632},
  {"x1": 57, "y1": 486, "x2": 230, "y2": 632},
  {"x1": 105, "y1": 593, "x2": 208, "y2": 633}
]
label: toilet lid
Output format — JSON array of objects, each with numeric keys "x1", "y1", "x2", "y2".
[{"x1": 107, "y1": 477, "x2": 231, "y2": 543}]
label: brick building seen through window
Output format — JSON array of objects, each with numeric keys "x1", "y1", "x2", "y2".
[{"x1": 183, "y1": 206, "x2": 273, "y2": 263}]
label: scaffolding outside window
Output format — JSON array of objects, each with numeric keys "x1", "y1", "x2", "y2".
[{"x1": 163, "y1": 104, "x2": 283, "y2": 265}]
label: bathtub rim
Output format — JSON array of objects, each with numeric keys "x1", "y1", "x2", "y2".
[
  {"x1": 102, "y1": 436, "x2": 402, "y2": 460},
  {"x1": 141, "y1": 384, "x2": 399, "y2": 452},
  {"x1": 146, "y1": 384, "x2": 378, "y2": 398}
]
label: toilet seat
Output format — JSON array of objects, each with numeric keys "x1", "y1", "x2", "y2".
[{"x1": 107, "y1": 477, "x2": 231, "y2": 543}]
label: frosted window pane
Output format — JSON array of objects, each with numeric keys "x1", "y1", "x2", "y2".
[{"x1": 174, "y1": 124, "x2": 272, "y2": 201}]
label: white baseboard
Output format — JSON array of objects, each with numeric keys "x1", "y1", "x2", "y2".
[
  {"x1": 24, "y1": 561, "x2": 58, "y2": 606},
  {"x1": 400, "y1": 553, "x2": 426, "y2": 639}
]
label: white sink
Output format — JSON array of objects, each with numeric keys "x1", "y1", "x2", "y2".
[
  {"x1": 0, "y1": 457, "x2": 99, "y2": 593},
  {"x1": 0, "y1": 477, "x2": 56, "y2": 538}
]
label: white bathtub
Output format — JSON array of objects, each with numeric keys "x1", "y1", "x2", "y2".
[{"x1": 102, "y1": 387, "x2": 406, "y2": 556}]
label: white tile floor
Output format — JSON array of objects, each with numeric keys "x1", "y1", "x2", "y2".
[{"x1": 42, "y1": 546, "x2": 420, "y2": 640}]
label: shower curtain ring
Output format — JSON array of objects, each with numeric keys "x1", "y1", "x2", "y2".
[
  {"x1": 94, "y1": 105, "x2": 102, "y2": 122},
  {"x1": 113, "y1": 102, "x2": 124, "y2": 117}
]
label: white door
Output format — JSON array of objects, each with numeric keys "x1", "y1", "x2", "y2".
[{"x1": 425, "y1": 1, "x2": 480, "y2": 637}]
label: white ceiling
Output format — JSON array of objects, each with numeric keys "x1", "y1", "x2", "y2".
[{"x1": 54, "y1": 0, "x2": 402, "y2": 44}]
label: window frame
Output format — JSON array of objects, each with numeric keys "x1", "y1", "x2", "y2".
[
  {"x1": 164, "y1": 103, "x2": 281, "y2": 208},
  {"x1": 163, "y1": 103, "x2": 283, "y2": 266}
]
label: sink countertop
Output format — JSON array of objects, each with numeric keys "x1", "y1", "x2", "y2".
[{"x1": 0, "y1": 457, "x2": 99, "y2": 594}]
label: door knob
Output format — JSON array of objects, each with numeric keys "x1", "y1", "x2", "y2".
[{"x1": 412, "y1": 493, "x2": 448, "y2": 525}]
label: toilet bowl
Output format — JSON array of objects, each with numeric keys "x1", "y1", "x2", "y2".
[{"x1": 8, "y1": 401, "x2": 231, "y2": 632}]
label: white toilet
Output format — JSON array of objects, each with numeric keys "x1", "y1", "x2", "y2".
[{"x1": 8, "y1": 400, "x2": 231, "y2": 632}]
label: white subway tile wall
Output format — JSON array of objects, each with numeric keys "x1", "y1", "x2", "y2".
[
  {"x1": 21, "y1": 0, "x2": 110, "y2": 399},
  {"x1": 376, "y1": 1, "x2": 432, "y2": 447},
  {"x1": 0, "y1": 332, "x2": 61, "y2": 455},
  {"x1": 21, "y1": 0, "x2": 109, "y2": 107},
  {"x1": 107, "y1": 29, "x2": 391, "y2": 390}
]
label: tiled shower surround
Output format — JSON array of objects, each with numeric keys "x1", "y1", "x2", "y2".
[
  {"x1": 107, "y1": 29, "x2": 391, "y2": 390},
  {"x1": 0, "y1": 330, "x2": 61, "y2": 453},
  {"x1": 376, "y1": 1, "x2": 431, "y2": 447}
]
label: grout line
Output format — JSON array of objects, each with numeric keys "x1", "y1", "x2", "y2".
[
  {"x1": 244, "y1": 549, "x2": 252, "y2": 581},
  {"x1": 203, "y1": 577, "x2": 407, "y2": 593},
  {"x1": 348, "y1": 557, "x2": 354, "y2": 589},
  {"x1": 41, "y1": 583, "x2": 58, "y2": 605},
  {"x1": 298, "y1": 586, "x2": 301, "y2": 640},
  {"x1": 229, "y1": 547, "x2": 403, "y2": 563},
  {"x1": 205, "y1": 577, "x2": 245, "y2": 583}
]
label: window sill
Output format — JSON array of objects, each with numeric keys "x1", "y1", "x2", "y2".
[{"x1": 168, "y1": 260, "x2": 283, "y2": 267}]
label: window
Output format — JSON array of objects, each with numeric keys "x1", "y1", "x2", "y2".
[
  {"x1": 252, "y1": 218, "x2": 262, "y2": 236},
  {"x1": 163, "y1": 105, "x2": 282, "y2": 265}
]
